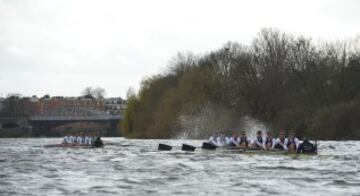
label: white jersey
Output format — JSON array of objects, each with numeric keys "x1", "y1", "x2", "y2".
[
  {"x1": 264, "y1": 137, "x2": 276, "y2": 149},
  {"x1": 225, "y1": 137, "x2": 231, "y2": 145},
  {"x1": 62, "y1": 136, "x2": 70, "y2": 144},
  {"x1": 288, "y1": 137, "x2": 300, "y2": 149},
  {"x1": 208, "y1": 136, "x2": 218, "y2": 146},
  {"x1": 84, "y1": 136, "x2": 93, "y2": 145},
  {"x1": 229, "y1": 137, "x2": 240, "y2": 146},
  {"x1": 252, "y1": 136, "x2": 265, "y2": 149},
  {"x1": 69, "y1": 136, "x2": 76, "y2": 143},
  {"x1": 274, "y1": 138, "x2": 289, "y2": 150},
  {"x1": 216, "y1": 136, "x2": 225, "y2": 146},
  {"x1": 76, "y1": 136, "x2": 84, "y2": 144}
]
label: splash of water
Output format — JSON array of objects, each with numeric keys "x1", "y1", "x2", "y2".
[
  {"x1": 173, "y1": 103, "x2": 268, "y2": 139},
  {"x1": 239, "y1": 115, "x2": 268, "y2": 137}
]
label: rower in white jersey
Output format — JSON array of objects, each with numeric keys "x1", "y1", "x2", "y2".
[
  {"x1": 68, "y1": 132, "x2": 76, "y2": 144},
  {"x1": 216, "y1": 133, "x2": 227, "y2": 147},
  {"x1": 265, "y1": 131, "x2": 276, "y2": 150},
  {"x1": 287, "y1": 130, "x2": 300, "y2": 152},
  {"x1": 273, "y1": 130, "x2": 288, "y2": 151},
  {"x1": 209, "y1": 133, "x2": 224, "y2": 146},
  {"x1": 250, "y1": 130, "x2": 266, "y2": 150},
  {"x1": 80, "y1": 132, "x2": 87, "y2": 145},
  {"x1": 76, "y1": 131, "x2": 85, "y2": 144},
  {"x1": 224, "y1": 136, "x2": 231, "y2": 146},
  {"x1": 238, "y1": 131, "x2": 251, "y2": 148},
  {"x1": 62, "y1": 131, "x2": 71, "y2": 144},
  {"x1": 84, "y1": 132, "x2": 94, "y2": 145},
  {"x1": 228, "y1": 133, "x2": 240, "y2": 147},
  {"x1": 208, "y1": 132, "x2": 219, "y2": 146}
]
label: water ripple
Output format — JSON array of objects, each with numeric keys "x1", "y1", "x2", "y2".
[{"x1": 1, "y1": 138, "x2": 360, "y2": 195}]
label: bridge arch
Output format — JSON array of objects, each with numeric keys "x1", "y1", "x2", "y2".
[
  {"x1": 1, "y1": 122, "x2": 20, "y2": 129},
  {"x1": 29, "y1": 107, "x2": 122, "y2": 136}
]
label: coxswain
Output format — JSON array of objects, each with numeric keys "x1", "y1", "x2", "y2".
[
  {"x1": 274, "y1": 130, "x2": 288, "y2": 151},
  {"x1": 238, "y1": 131, "x2": 251, "y2": 148},
  {"x1": 250, "y1": 130, "x2": 266, "y2": 150},
  {"x1": 287, "y1": 130, "x2": 300, "y2": 152},
  {"x1": 265, "y1": 131, "x2": 275, "y2": 150},
  {"x1": 92, "y1": 131, "x2": 103, "y2": 147},
  {"x1": 297, "y1": 138, "x2": 317, "y2": 153}
]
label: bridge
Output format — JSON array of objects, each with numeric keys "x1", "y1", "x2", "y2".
[
  {"x1": 0, "y1": 116, "x2": 30, "y2": 137},
  {"x1": 29, "y1": 107, "x2": 123, "y2": 137}
]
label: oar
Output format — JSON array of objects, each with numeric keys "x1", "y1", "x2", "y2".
[
  {"x1": 202, "y1": 142, "x2": 217, "y2": 150},
  {"x1": 158, "y1": 143, "x2": 172, "y2": 151},
  {"x1": 181, "y1": 144, "x2": 196, "y2": 151},
  {"x1": 158, "y1": 143, "x2": 203, "y2": 151}
]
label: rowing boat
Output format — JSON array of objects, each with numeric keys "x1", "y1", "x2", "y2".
[
  {"x1": 217, "y1": 147, "x2": 318, "y2": 155},
  {"x1": 44, "y1": 137, "x2": 104, "y2": 148},
  {"x1": 158, "y1": 142, "x2": 318, "y2": 155},
  {"x1": 44, "y1": 144, "x2": 102, "y2": 148}
]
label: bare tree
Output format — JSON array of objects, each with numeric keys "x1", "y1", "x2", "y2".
[
  {"x1": 126, "y1": 87, "x2": 136, "y2": 99},
  {"x1": 81, "y1": 86, "x2": 106, "y2": 99},
  {"x1": 93, "y1": 87, "x2": 106, "y2": 99}
]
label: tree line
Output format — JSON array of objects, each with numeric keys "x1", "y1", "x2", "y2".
[{"x1": 122, "y1": 29, "x2": 360, "y2": 140}]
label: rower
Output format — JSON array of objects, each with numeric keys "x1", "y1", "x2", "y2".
[
  {"x1": 84, "y1": 132, "x2": 93, "y2": 145},
  {"x1": 81, "y1": 131, "x2": 87, "y2": 145},
  {"x1": 69, "y1": 132, "x2": 76, "y2": 144},
  {"x1": 208, "y1": 132, "x2": 219, "y2": 146},
  {"x1": 287, "y1": 130, "x2": 300, "y2": 152},
  {"x1": 224, "y1": 135, "x2": 231, "y2": 146},
  {"x1": 265, "y1": 131, "x2": 276, "y2": 150},
  {"x1": 228, "y1": 133, "x2": 240, "y2": 147},
  {"x1": 297, "y1": 138, "x2": 317, "y2": 153},
  {"x1": 92, "y1": 131, "x2": 103, "y2": 147},
  {"x1": 250, "y1": 130, "x2": 266, "y2": 150},
  {"x1": 216, "y1": 133, "x2": 226, "y2": 147},
  {"x1": 62, "y1": 131, "x2": 71, "y2": 144},
  {"x1": 274, "y1": 130, "x2": 288, "y2": 151},
  {"x1": 238, "y1": 131, "x2": 251, "y2": 148},
  {"x1": 76, "y1": 131, "x2": 85, "y2": 144}
]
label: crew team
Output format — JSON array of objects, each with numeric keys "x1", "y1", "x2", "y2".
[
  {"x1": 208, "y1": 130, "x2": 312, "y2": 152},
  {"x1": 62, "y1": 131, "x2": 98, "y2": 146}
]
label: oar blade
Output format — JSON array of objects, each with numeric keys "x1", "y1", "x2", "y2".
[
  {"x1": 182, "y1": 144, "x2": 196, "y2": 151},
  {"x1": 158, "y1": 143, "x2": 172, "y2": 151},
  {"x1": 202, "y1": 142, "x2": 217, "y2": 150}
]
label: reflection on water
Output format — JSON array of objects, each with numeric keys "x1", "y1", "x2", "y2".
[{"x1": 0, "y1": 138, "x2": 360, "y2": 195}]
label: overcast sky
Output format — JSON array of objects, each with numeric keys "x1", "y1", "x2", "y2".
[{"x1": 0, "y1": 0, "x2": 359, "y2": 98}]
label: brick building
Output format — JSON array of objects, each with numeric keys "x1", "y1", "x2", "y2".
[{"x1": 26, "y1": 96, "x2": 106, "y2": 115}]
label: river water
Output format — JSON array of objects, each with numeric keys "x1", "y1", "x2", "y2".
[{"x1": 0, "y1": 138, "x2": 359, "y2": 196}]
